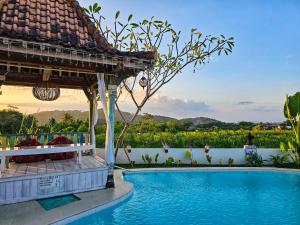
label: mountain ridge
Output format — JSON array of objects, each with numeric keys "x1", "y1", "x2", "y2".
[{"x1": 31, "y1": 110, "x2": 220, "y2": 126}]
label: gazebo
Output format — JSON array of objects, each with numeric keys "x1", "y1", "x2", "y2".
[{"x1": 0, "y1": 0, "x2": 154, "y2": 205}]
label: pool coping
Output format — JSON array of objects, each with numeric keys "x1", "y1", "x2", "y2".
[
  {"x1": 123, "y1": 166, "x2": 300, "y2": 174},
  {"x1": 0, "y1": 170, "x2": 133, "y2": 225}
]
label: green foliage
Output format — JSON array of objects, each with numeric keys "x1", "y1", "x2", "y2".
[
  {"x1": 97, "y1": 129, "x2": 293, "y2": 148},
  {"x1": 154, "y1": 153, "x2": 159, "y2": 164},
  {"x1": 269, "y1": 154, "x2": 289, "y2": 167},
  {"x1": 175, "y1": 160, "x2": 181, "y2": 167},
  {"x1": 142, "y1": 154, "x2": 152, "y2": 165},
  {"x1": 228, "y1": 158, "x2": 234, "y2": 167},
  {"x1": 245, "y1": 153, "x2": 263, "y2": 167},
  {"x1": 281, "y1": 92, "x2": 300, "y2": 167},
  {"x1": 217, "y1": 159, "x2": 222, "y2": 166},
  {"x1": 185, "y1": 149, "x2": 192, "y2": 159},
  {"x1": 165, "y1": 157, "x2": 174, "y2": 166},
  {"x1": 77, "y1": 123, "x2": 88, "y2": 132},
  {"x1": 0, "y1": 110, "x2": 88, "y2": 135},
  {"x1": 191, "y1": 160, "x2": 198, "y2": 166},
  {"x1": 284, "y1": 92, "x2": 300, "y2": 119},
  {"x1": 206, "y1": 154, "x2": 212, "y2": 165},
  {"x1": 0, "y1": 110, "x2": 26, "y2": 134},
  {"x1": 116, "y1": 119, "x2": 291, "y2": 148}
]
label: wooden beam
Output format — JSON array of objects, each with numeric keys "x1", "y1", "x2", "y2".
[{"x1": 42, "y1": 69, "x2": 51, "y2": 81}]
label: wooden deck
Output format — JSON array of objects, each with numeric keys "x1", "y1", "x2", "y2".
[
  {"x1": 1, "y1": 155, "x2": 106, "y2": 179},
  {"x1": 0, "y1": 156, "x2": 109, "y2": 205}
]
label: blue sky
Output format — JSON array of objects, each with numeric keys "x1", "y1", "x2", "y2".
[
  {"x1": 1, "y1": 0, "x2": 299, "y2": 122},
  {"x1": 80, "y1": 0, "x2": 300, "y2": 122}
]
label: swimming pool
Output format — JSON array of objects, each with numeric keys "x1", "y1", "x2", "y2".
[{"x1": 70, "y1": 170, "x2": 300, "y2": 225}]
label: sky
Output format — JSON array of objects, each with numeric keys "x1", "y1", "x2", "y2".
[{"x1": 0, "y1": 0, "x2": 299, "y2": 122}]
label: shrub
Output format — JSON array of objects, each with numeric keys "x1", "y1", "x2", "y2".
[
  {"x1": 228, "y1": 158, "x2": 234, "y2": 167},
  {"x1": 165, "y1": 157, "x2": 174, "y2": 166},
  {"x1": 245, "y1": 152, "x2": 263, "y2": 167}
]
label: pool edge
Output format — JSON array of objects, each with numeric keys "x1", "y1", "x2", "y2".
[
  {"x1": 52, "y1": 170, "x2": 133, "y2": 225},
  {"x1": 123, "y1": 167, "x2": 300, "y2": 174}
]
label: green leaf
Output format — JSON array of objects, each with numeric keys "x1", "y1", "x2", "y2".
[
  {"x1": 288, "y1": 141, "x2": 296, "y2": 152},
  {"x1": 284, "y1": 92, "x2": 300, "y2": 119},
  {"x1": 128, "y1": 14, "x2": 133, "y2": 22},
  {"x1": 94, "y1": 6, "x2": 101, "y2": 13},
  {"x1": 297, "y1": 114, "x2": 300, "y2": 143},
  {"x1": 142, "y1": 19, "x2": 148, "y2": 25},
  {"x1": 115, "y1": 11, "x2": 120, "y2": 19},
  {"x1": 131, "y1": 23, "x2": 139, "y2": 28},
  {"x1": 280, "y1": 142, "x2": 288, "y2": 152},
  {"x1": 92, "y1": 3, "x2": 98, "y2": 12}
]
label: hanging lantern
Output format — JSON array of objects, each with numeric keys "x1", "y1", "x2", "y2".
[
  {"x1": 139, "y1": 76, "x2": 148, "y2": 89},
  {"x1": 32, "y1": 84, "x2": 60, "y2": 101}
]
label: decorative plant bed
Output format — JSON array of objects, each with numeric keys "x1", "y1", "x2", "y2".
[
  {"x1": 11, "y1": 136, "x2": 75, "y2": 163},
  {"x1": 13, "y1": 139, "x2": 42, "y2": 163}
]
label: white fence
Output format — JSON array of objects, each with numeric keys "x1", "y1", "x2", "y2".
[{"x1": 98, "y1": 148, "x2": 281, "y2": 165}]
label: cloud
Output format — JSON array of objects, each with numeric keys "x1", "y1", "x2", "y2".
[
  {"x1": 237, "y1": 101, "x2": 255, "y2": 105},
  {"x1": 142, "y1": 96, "x2": 212, "y2": 118}
]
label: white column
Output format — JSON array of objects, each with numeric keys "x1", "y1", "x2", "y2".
[
  {"x1": 96, "y1": 73, "x2": 116, "y2": 188},
  {"x1": 105, "y1": 84, "x2": 117, "y2": 188}
]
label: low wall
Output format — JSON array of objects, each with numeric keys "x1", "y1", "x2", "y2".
[
  {"x1": 97, "y1": 148, "x2": 281, "y2": 165},
  {"x1": 0, "y1": 167, "x2": 108, "y2": 205}
]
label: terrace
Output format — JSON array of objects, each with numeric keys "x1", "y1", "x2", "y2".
[
  {"x1": 0, "y1": 0, "x2": 154, "y2": 205},
  {"x1": 0, "y1": 0, "x2": 299, "y2": 225}
]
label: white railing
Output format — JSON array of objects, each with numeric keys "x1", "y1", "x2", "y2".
[{"x1": 0, "y1": 132, "x2": 94, "y2": 176}]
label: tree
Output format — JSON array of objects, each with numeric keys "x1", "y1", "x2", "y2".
[
  {"x1": 84, "y1": 3, "x2": 235, "y2": 158},
  {"x1": 0, "y1": 109, "x2": 23, "y2": 134}
]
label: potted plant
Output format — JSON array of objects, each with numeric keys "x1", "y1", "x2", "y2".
[
  {"x1": 163, "y1": 142, "x2": 169, "y2": 153},
  {"x1": 126, "y1": 145, "x2": 132, "y2": 153},
  {"x1": 165, "y1": 156, "x2": 174, "y2": 166},
  {"x1": 228, "y1": 158, "x2": 234, "y2": 167},
  {"x1": 185, "y1": 148, "x2": 192, "y2": 165}
]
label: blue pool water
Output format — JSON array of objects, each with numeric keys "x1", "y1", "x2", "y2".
[
  {"x1": 70, "y1": 171, "x2": 300, "y2": 225},
  {"x1": 38, "y1": 194, "x2": 80, "y2": 210}
]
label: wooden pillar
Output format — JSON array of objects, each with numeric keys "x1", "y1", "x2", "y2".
[{"x1": 105, "y1": 84, "x2": 117, "y2": 188}]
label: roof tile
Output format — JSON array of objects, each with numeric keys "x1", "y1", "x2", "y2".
[{"x1": 0, "y1": 0, "x2": 155, "y2": 60}]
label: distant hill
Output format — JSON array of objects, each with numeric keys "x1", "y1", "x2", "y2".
[
  {"x1": 31, "y1": 110, "x2": 217, "y2": 126},
  {"x1": 180, "y1": 117, "x2": 220, "y2": 126},
  {"x1": 32, "y1": 110, "x2": 177, "y2": 125}
]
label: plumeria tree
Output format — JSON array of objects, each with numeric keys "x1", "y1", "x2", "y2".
[{"x1": 84, "y1": 3, "x2": 235, "y2": 159}]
